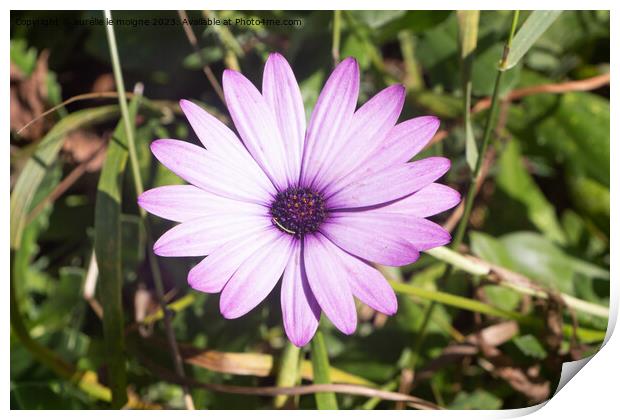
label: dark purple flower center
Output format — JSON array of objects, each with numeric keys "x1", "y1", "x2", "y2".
[{"x1": 270, "y1": 186, "x2": 327, "y2": 238}]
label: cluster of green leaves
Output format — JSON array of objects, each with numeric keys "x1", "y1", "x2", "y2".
[{"x1": 10, "y1": 10, "x2": 609, "y2": 410}]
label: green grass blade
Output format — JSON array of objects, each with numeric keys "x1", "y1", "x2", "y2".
[
  {"x1": 274, "y1": 341, "x2": 301, "y2": 408},
  {"x1": 502, "y1": 11, "x2": 562, "y2": 70},
  {"x1": 457, "y1": 10, "x2": 480, "y2": 172},
  {"x1": 391, "y1": 281, "x2": 527, "y2": 321},
  {"x1": 425, "y1": 246, "x2": 609, "y2": 319},
  {"x1": 310, "y1": 330, "x2": 338, "y2": 409},
  {"x1": 332, "y1": 10, "x2": 342, "y2": 64},
  {"x1": 94, "y1": 98, "x2": 140, "y2": 408},
  {"x1": 496, "y1": 141, "x2": 567, "y2": 244},
  {"x1": 10, "y1": 106, "x2": 119, "y2": 250},
  {"x1": 390, "y1": 281, "x2": 606, "y2": 343},
  {"x1": 203, "y1": 11, "x2": 243, "y2": 71},
  {"x1": 11, "y1": 249, "x2": 114, "y2": 403},
  {"x1": 457, "y1": 11, "x2": 480, "y2": 62}
]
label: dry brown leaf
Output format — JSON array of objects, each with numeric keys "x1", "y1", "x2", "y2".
[
  {"x1": 467, "y1": 321, "x2": 519, "y2": 348},
  {"x1": 134, "y1": 284, "x2": 159, "y2": 338},
  {"x1": 182, "y1": 348, "x2": 274, "y2": 377},
  {"x1": 416, "y1": 322, "x2": 519, "y2": 383},
  {"x1": 11, "y1": 50, "x2": 51, "y2": 140},
  {"x1": 92, "y1": 73, "x2": 116, "y2": 93},
  {"x1": 475, "y1": 321, "x2": 551, "y2": 403},
  {"x1": 177, "y1": 343, "x2": 374, "y2": 386},
  {"x1": 140, "y1": 353, "x2": 440, "y2": 410},
  {"x1": 62, "y1": 129, "x2": 107, "y2": 172},
  {"x1": 482, "y1": 362, "x2": 550, "y2": 403}
]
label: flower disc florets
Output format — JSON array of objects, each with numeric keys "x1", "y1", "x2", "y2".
[{"x1": 270, "y1": 186, "x2": 327, "y2": 238}]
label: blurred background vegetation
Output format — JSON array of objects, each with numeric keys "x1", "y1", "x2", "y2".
[{"x1": 10, "y1": 10, "x2": 610, "y2": 409}]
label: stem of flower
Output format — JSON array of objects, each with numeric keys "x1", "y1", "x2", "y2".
[
  {"x1": 452, "y1": 72, "x2": 504, "y2": 247},
  {"x1": 310, "y1": 329, "x2": 339, "y2": 409},
  {"x1": 104, "y1": 10, "x2": 195, "y2": 410},
  {"x1": 332, "y1": 10, "x2": 342, "y2": 66},
  {"x1": 399, "y1": 30, "x2": 424, "y2": 91},
  {"x1": 104, "y1": 11, "x2": 143, "y2": 199},
  {"x1": 177, "y1": 10, "x2": 226, "y2": 104},
  {"x1": 274, "y1": 341, "x2": 302, "y2": 408},
  {"x1": 424, "y1": 247, "x2": 608, "y2": 318},
  {"x1": 456, "y1": 10, "x2": 520, "y2": 248},
  {"x1": 396, "y1": 10, "x2": 521, "y2": 404}
]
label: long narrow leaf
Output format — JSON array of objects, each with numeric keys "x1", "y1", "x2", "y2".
[
  {"x1": 310, "y1": 330, "x2": 339, "y2": 409},
  {"x1": 390, "y1": 281, "x2": 606, "y2": 342},
  {"x1": 457, "y1": 10, "x2": 480, "y2": 171},
  {"x1": 10, "y1": 106, "x2": 119, "y2": 249},
  {"x1": 94, "y1": 98, "x2": 140, "y2": 408},
  {"x1": 274, "y1": 342, "x2": 301, "y2": 408},
  {"x1": 503, "y1": 10, "x2": 562, "y2": 70},
  {"x1": 425, "y1": 246, "x2": 609, "y2": 318}
]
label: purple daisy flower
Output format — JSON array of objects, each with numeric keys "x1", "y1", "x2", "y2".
[{"x1": 138, "y1": 53, "x2": 460, "y2": 346}]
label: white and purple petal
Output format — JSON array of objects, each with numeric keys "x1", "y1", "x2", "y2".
[
  {"x1": 364, "y1": 116, "x2": 440, "y2": 173},
  {"x1": 300, "y1": 58, "x2": 360, "y2": 188},
  {"x1": 326, "y1": 116, "x2": 440, "y2": 194},
  {"x1": 187, "y1": 226, "x2": 280, "y2": 293},
  {"x1": 179, "y1": 99, "x2": 252, "y2": 158},
  {"x1": 315, "y1": 84, "x2": 405, "y2": 193},
  {"x1": 303, "y1": 234, "x2": 358, "y2": 334},
  {"x1": 220, "y1": 231, "x2": 294, "y2": 319},
  {"x1": 334, "y1": 250, "x2": 398, "y2": 315},
  {"x1": 320, "y1": 214, "x2": 421, "y2": 266},
  {"x1": 374, "y1": 183, "x2": 461, "y2": 218},
  {"x1": 153, "y1": 213, "x2": 271, "y2": 257},
  {"x1": 138, "y1": 185, "x2": 267, "y2": 223},
  {"x1": 262, "y1": 53, "x2": 306, "y2": 184},
  {"x1": 326, "y1": 157, "x2": 451, "y2": 209},
  {"x1": 150, "y1": 139, "x2": 275, "y2": 204},
  {"x1": 223, "y1": 69, "x2": 291, "y2": 189},
  {"x1": 281, "y1": 240, "x2": 321, "y2": 346}
]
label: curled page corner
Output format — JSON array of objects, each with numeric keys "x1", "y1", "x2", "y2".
[
  {"x1": 497, "y1": 282, "x2": 616, "y2": 417},
  {"x1": 554, "y1": 272, "x2": 617, "y2": 395},
  {"x1": 554, "y1": 355, "x2": 595, "y2": 396},
  {"x1": 551, "y1": 279, "x2": 617, "y2": 399}
]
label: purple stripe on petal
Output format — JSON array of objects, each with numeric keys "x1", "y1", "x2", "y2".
[
  {"x1": 323, "y1": 211, "x2": 450, "y2": 264},
  {"x1": 300, "y1": 57, "x2": 359, "y2": 188},
  {"x1": 375, "y1": 183, "x2": 461, "y2": 218},
  {"x1": 150, "y1": 139, "x2": 275, "y2": 204},
  {"x1": 220, "y1": 232, "x2": 294, "y2": 319},
  {"x1": 334, "y1": 251, "x2": 397, "y2": 315},
  {"x1": 138, "y1": 185, "x2": 211, "y2": 222},
  {"x1": 188, "y1": 227, "x2": 279, "y2": 293},
  {"x1": 403, "y1": 217, "x2": 452, "y2": 251},
  {"x1": 326, "y1": 157, "x2": 451, "y2": 209},
  {"x1": 303, "y1": 234, "x2": 357, "y2": 334},
  {"x1": 332, "y1": 210, "x2": 452, "y2": 250},
  {"x1": 327, "y1": 116, "x2": 440, "y2": 194},
  {"x1": 223, "y1": 69, "x2": 290, "y2": 189},
  {"x1": 316, "y1": 84, "x2": 405, "y2": 193},
  {"x1": 179, "y1": 100, "x2": 276, "y2": 190},
  {"x1": 371, "y1": 116, "x2": 440, "y2": 171},
  {"x1": 262, "y1": 53, "x2": 306, "y2": 184},
  {"x1": 320, "y1": 213, "x2": 420, "y2": 266},
  {"x1": 138, "y1": 185, "x2": 267, "y2": 223},
  {"x1": 153, "y1": 214, "x2": 271, "y2": 257},
  {"x1": 179, "y1": 99, "x2": 248, "y2": 157},
  {"x1": 280, "y1": 240, "x2": 321, "y2": 347}
]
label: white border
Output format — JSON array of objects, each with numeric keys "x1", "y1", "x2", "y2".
[{"x1": 5, "y1": 2, "x2": 617, "y2": 417}]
